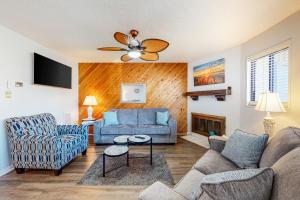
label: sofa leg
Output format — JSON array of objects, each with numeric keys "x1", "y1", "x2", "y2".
[
  {"x1": 54, "y1": 169, "x2": 62, "y2": 176},
  {"x1": 15, "y1": 168, "x2": 25, "y2": 174},
  {"x1": 82, "y1": 149, "x2": 87, "y2": 156}
]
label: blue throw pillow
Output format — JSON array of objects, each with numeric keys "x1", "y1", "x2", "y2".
[
  {"x1": 221, "y1": 129, "x2": 269, "y2": 168},
  {"x1": 156, "y1": 111, "x2": 169, "y2": 125},
  {"x1": 103, "y1": 111, "x2": 119, "y2": 126}
]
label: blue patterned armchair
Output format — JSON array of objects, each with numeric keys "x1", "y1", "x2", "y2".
[{"x1": 5, "y1": 113, "x2": 88, "y2": 176}]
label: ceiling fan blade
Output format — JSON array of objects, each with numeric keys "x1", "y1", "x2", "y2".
[
  {"x1": 141, "y1": 39, "x2": 169, "y2": 53},
  {"x1": 114, "y1": 32, "x2": 129, "y2": 45},
  {"x1": 121, "y1": 54, "x2": 133, "y2": 62},
  {"x1": 97, "y1": 47, "x2": 127, "y2": 51},
  {"x1": 140, "y1": 52, "x2": 159, "y2": 61}
]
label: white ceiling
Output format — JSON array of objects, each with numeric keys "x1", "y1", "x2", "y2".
[{"x1": 0, "y1": 0, "x2": 299, "y2": 63}]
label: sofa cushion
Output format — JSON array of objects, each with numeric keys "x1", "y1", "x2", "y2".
[
  {"x1": 138, "y1": 109, "x2": 156, "y2": 125},
  {"x1": 139, "y1": 182, "x2": 187, "y2": 200},
  {"x1": 260, "y1": 127, "x2": 300, "y2": 168},
  {"x1": 101, "y1": 125, "x2": 134, "y2": 135},
  {"x1": 114, "y1": 109, "x2": 138, "y2": 125},
  {"x1": 271, "y1": 147, "x2": 300, "y2": 200},
  {"x1": 174, "y1": 169, "x2": 205, "y2": 200},
  {"x1": 133, "y1": 125, "x2": 170, "y2": 135},
  {"x1": 200, "y1": 168, "x2": 274, "y2": 200},
  {"x1": 221, "y1": 129, "x2": 268, "y2": 168},
  {"x1": 193, "y1": 150, "x2": 240, "y2": 175}
]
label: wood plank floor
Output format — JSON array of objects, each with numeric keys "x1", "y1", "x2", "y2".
[{"x1": 0, "y1": 138, "x2": 207, "y2": 200}]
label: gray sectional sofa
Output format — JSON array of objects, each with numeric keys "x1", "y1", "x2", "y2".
[
  {"x1": 94, "y1": 108, "x2": 177, "y2": 144},
  {"x1": 139, "y1": 127, "x2": 300, "y2": 200}
]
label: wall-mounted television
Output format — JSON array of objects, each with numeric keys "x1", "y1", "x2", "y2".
[{"x1": 34, "y1": 53, "x2": 72, "y2": 89}]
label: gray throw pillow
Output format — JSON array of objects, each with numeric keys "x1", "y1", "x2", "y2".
[
  {"x1": 199, "y1": 168, "x2": 274, "y2": 200},
  {"x1": 221, "y1": 129, "x2": 269, "y2": 168}
]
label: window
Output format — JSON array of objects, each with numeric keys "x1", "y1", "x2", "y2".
[{"x1": 247, "y1": 43, "x2": 289, "y2": 105}]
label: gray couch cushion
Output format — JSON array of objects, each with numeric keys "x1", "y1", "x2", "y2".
[
  {"x1": 134, "y1": 125, "x2": 170, "y2": 135},
  {"x1": 101, "y1": 125, "x2": 134, "y2": 135},
  {"x1": 138, "y1": 109, "x2": 156, "y2": 125},
  {"x1": 174, "y1": 169, "x2": 205, "y2": 200},
  {"x1": 271, "y1": 148, "x2": 300, "y2": 200},
  {"x1": 193, "y1": 150, "x2": 240, "y2": 175},
  {"x1": 260, "y1": 127, "x2": 300, "y2": 168},
  {"x1": 114, "y1": 109, "x2": 138, "y2": 125},
  {"x1": 221, "y1": 129, "x2": 269, "y2": 168},
  {"x1": 200, "y1": 168, "x2": 274, "y2": 200}
]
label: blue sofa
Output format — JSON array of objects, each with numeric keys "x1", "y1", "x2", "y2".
[
  {"x1": 5, "y1": 113, "x2": 88, "y2": 176},
  {"x1": 94, "y1": 108, "x2": 177, "y2": 144}
]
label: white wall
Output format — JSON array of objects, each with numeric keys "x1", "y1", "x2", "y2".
[
  {"x1": 188, "y1": 46, "x2": 241, "y2": 136},
  {"x1": 240, "y1": 11, "x2": 300, "y2": 134},
  {"x1": 0, "y1": 25, "x2": 78, "y2": 175},
  {"x1": 188, "y1": 11, "x2": 300, "y2": 136}
]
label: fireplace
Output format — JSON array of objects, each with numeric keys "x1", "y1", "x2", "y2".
[{"x1": 191, "y1": 112, "x2": 225, "y2": 136}]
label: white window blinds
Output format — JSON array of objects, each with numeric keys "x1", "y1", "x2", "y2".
[{"x1": 247, "y1": 47, "x2": 289, "y2": 104}]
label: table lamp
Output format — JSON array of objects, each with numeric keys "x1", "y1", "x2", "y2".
[
  {"x1": 255, "y1": 92, "x2": 286, "y2": 136},
  {"x1": 83, "y1": 96, "x2": 98, "y2": 119}
]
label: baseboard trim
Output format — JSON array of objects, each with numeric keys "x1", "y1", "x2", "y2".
[{"x1": 0, "y1": 165, "x2": 14, "y2": 177}]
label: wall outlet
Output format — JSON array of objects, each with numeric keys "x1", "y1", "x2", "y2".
[{"x1": 5, "y1": 89, "x2": 12, "y2": 99}]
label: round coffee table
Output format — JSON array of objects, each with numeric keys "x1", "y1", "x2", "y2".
[
  {"x1": 113, "y1": 135, "x2": 131, "y2": 144},
  {"x1": 102, "y1": 145, "x2": 129, "y2": 177},
  {"x1": 114, "y1": 135, "x2": 153, "y2": 165}
]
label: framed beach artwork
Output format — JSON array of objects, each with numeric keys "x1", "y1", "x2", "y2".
[
  {"x1": 193, "y1": 58, "x2": 225, "y2": 86},
  {"x1": 120, "y1": 83, "x2": 146, "y2": 103}
]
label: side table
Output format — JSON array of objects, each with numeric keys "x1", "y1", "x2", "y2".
[{"x1": 81, "y1": 118, "x2": 97, "y2": 145}]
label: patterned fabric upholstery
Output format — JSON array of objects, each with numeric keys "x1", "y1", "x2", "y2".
[{"x1": 6, "y1": 113, "x2": 88, "y2": 170}]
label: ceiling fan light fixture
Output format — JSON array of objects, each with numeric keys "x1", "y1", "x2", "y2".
[{"x1": 128, "y1": 50, "x2": 141, "y2": 58}]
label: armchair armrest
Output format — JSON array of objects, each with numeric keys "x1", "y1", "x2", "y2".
[
  {"x1": 139, "y1": 182, "x2": 187, "y2": 200},
  {"x1": 208, "y1": 135, "x2": 228, "y2": 153},
  {"x1": 57, "y1": 124, "x2": 88, "y2": 135}
]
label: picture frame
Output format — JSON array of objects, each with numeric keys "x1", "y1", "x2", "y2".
[
  {"x1": 193, "y1": 58, "x2": 225, "y2": 86},
  {"x1": 120, "y1": 83, "x2": 146, "y2": 104}
]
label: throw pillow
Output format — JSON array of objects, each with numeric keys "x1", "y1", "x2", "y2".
[
  {"x1": 103, "y1": 111, "x2": 119, "y2": 126},
  {"x1": 199, "y1": 168, "x2": 274, "y2": 200},
  {"x1": 221, "y1": 129, "x2": 269, "y2": 168},
  {"x1": 156, "y1": 111, "x2": 169, "y2": 125}
]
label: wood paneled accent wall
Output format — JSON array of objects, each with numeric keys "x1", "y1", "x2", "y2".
[{"x1": 79, "y1": 63, "x2": 187, "y2": 134}]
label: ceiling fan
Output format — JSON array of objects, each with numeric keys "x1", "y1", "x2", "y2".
[{"x1": 97, "y1": 30, "x2": 169, "y2": 62}]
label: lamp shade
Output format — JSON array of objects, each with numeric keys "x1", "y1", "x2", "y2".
[
  {"x1": 83, "y1": 96, "x2": 98, "y2": 106},
  {"x1": 255, "y1": 92, "x2": 286, "y2": 112}
]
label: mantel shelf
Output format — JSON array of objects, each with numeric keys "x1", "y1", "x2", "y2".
[{"x1": 185, "y1": 86, "x2": 232, "y2": 101}]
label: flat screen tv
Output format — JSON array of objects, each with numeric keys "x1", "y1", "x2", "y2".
[{"x1": 34, "y1": 53, "x2": 72, "y2": 89}]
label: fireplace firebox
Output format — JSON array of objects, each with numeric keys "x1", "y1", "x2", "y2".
[{"x1": 191, "y1": 112, "x2": 225, "y2": 136}]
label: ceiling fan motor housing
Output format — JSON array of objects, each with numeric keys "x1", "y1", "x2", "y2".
[{"x1": 130, "y1": 29, "x2": 139, "y2": 38}]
